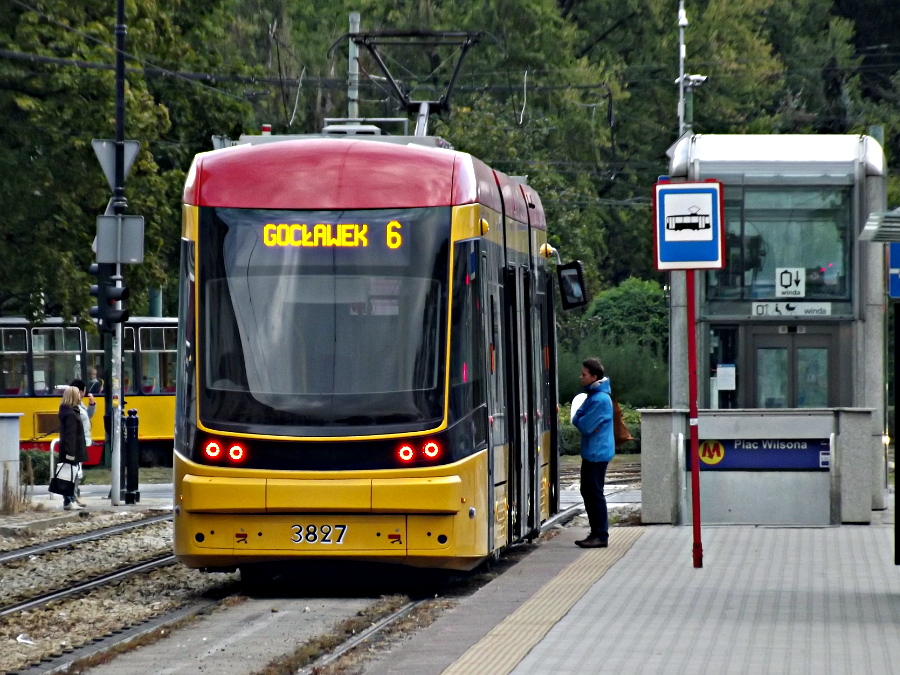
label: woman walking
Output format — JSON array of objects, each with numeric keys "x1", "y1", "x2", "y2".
[{"x1": 58, "y1": 385, "x2": 88, "y2": 511}]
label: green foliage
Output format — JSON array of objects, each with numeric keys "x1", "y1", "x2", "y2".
[
  {"x1": 583, "y1": 277, "x2": 668, "y2": 353},
  {"x1": 557, "y1": 403, "x2": 581, "y2": 455},
  {"x1": 558, "y1": 336, "x2": 668, "y2": 409},
  {"x1": 20, "y1": 449, "x2": 50, "y2": 485},
  {"x1": 557, "y1": 277, "x2": 668, "y2": 411},
  {"x1": 2, "y1": 0, "x2": 900, "y2": 341}
]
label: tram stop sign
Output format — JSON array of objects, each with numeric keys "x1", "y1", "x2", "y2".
[{"x1": 653, "y1": 180, "x2": 725, "y2": 271}]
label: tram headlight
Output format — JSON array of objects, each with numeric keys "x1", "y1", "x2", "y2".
[
  {"x1": 423, "y1": 441, "x2": 440, "y2": 458},
  {"x1": 228, "y1": 444, "x2": 245, "y2": 462},
  {"x1": 398, "y1": 445, "x2": 414, "y2": 462},
  {"x1": 204, "y1": 441, "x2": 222, "y2": 459}
]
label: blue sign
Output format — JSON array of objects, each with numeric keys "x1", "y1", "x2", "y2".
[
  {"x1": 686, "y1": 439, "x2": 830, "y2": 471},
  {"x1": 889, "y1": 243, "x2": 900, "y2": 299},
  {"x1": 653, "y1": 181, "x2": 725, "y2": 271}
]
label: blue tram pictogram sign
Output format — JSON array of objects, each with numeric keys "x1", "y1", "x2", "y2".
[{"x1": 653, "y1": 180, "x2": 725, "y2": 271}]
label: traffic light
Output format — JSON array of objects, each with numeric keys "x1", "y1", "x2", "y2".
[
  {"x1": 106, "y1": 283, "x2": 130, "y2": 327},
  {"x1": 89, "y1": 263, "x2": 129, "y2": 333},
  {"x1": 89, "y1": 263, "x2": 110, "y2": 331}
]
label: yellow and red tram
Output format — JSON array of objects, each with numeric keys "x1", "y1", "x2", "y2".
[
  {"x1": 0, "y1": 316, "x2": 177, "y2": 464},
  {"x1": 174, "y1": 136, "x2": 575, "y2": 572}
]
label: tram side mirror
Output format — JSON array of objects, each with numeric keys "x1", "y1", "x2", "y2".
[{"x1": 557, "y1": 261, "x2": 589, "y2": 310}]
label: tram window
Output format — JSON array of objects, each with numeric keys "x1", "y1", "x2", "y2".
[
  {"x1": 31, "y1": 327, "x2": 80, "y2": 395},
  {"x1": 122, "y1": 327, "x2": 137, "y2": 394},
  {"x1": 0, "y1": 328, "x2": 27, "y2": 396},
  {"x1": 140, "y1": 327, "x2": 178, "y2": 394},
  {"x1": 449, "y1": 242, "x2": 486, "y2": 431},
  {"x1": 85, "y1": 332, "x2": 105, "y2": 394}
]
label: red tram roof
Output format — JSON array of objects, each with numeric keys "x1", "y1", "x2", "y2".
[{"x1": 183, "y1": 137, "x2": 543, "y2": 228}]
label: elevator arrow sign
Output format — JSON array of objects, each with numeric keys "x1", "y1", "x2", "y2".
[{"x1": 775, "y1": 267, "x2": 805, "y2": 297}]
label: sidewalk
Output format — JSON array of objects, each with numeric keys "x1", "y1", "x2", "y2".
[
  {"x1": 511, "y1": 519, "x2": 900, "y2": 674},
  {"x1": 18, "y1": 482, "x2": 172, "y2": 515},
  {"x1": 364, "y1": 488, "x2": 900, "y2": 675}
]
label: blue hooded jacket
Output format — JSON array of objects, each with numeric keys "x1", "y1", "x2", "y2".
[{"x1": 572, "y1": 377, "x2": 615, "y2": 462}]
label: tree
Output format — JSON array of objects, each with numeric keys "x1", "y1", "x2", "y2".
[{"x1": 0, "y1": 0, "x2": 252, "y2": 320}]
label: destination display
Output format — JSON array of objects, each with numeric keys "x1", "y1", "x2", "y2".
[
  {"x1": 263, "y1": 220, "x2": 403, "y2": 250},
  {"x1": 211, "y1": 207, "x2": 426, "y2": 268},
  {"x1": 687, "y1": 439, "x2": 830, "y2": 471}
]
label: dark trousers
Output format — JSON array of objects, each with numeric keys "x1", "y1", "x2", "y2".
[{"x1": 580, "y1": 459, "x2": 609, "y2": 540}]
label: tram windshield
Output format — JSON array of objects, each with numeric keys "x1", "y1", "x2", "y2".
[{"x1": 198, "y1": 206, "x2": 450, "y2": 435}]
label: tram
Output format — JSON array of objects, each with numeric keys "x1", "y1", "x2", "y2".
[
  {"x1": 173, "y1": 133, "x2": 587, "y2": 572},
  {"x1": 0, "y1": 316, "x2": 178, "y2": 464}
]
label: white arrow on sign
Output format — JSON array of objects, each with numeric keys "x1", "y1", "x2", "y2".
[{"x1": 92, "y1": 139, "x2": 140, "y2": 192}]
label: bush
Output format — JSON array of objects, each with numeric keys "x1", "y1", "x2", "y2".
[
  {"x1": 20, "y1": 449, "x2": 51, "y2": 485},
  {"x1": 558, "y1": 338, "x2": 667, "y2": 409},
  {"x1": 558, "y1": 403, "x2": 581, "y2": 455}
]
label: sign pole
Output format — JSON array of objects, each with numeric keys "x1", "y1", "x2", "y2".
[
  {"x1": 653, "y1": 178, "x2": 723, "y2": 568},
  {"x1": 110, "y1": 0, "x2": 127, "y2": 505},
  {"x1": 686, "y1": 270, "x2": 703, "y2": 567}
]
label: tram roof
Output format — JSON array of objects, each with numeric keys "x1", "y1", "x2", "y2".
[
  {"x1": 668, "y1": 134, "x2": 885, "y2": 183},
  {"x1": 183, "y1": 138, "x2": 538, "y2": 226}
]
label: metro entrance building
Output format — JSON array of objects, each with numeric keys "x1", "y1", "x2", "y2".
[{"x1": 642, "y1": 134, "x2": 888, "y2": 526}]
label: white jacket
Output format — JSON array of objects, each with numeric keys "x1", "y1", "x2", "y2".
[{"x1": 79, "y1": 401, "x2": 96, "y2": 447}]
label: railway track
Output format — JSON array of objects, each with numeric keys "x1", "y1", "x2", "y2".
[
  {"x1": 0, "y1": 513, "x2": 172, "y2": 565},
  {"x1": 0, "y1": 554, "x2": 176, "y2": 619},
  {"x1": 10, "y1": 501, "x2": 590, "y2": 675},
  {"x1": 1, "y1": 514, "x2": 176, "y2": 623}
]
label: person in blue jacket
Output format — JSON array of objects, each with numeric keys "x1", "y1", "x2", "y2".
[{"x1": 572, "y1": 357, "x2": 614, "y2": 548}]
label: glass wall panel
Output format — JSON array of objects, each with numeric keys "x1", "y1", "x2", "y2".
[
  {"x1": 707, "y1": 187, "x2": 851, "y2": 301},
  {"x1": 797, "y1": 347, "x2": 828, "y2": 407},
  {"x1": 757, "y1": 347, "x2": 788, "y2": 408}
]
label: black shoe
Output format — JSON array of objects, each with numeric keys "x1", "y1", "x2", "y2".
[{"x1": 576, "y1": 535, "x2": 608, "y2": 549}]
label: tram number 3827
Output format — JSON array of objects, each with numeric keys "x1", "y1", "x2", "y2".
[{"x1": 290, "y1": 524, "x2": 348, "y2": 545}]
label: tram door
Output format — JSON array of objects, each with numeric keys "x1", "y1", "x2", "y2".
[
  {"x1": 522, "y1": 268, "x2": 541, "y2": 533},
  {"x1": 503, "y1": 261, "x2": 533, "y2": 541},
  {"x1": 749, "y1": 327, "x2": 839, "y2": 408}
]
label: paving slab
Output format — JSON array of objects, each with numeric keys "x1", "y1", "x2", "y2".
[{"x1": 512, "y1": 521, "x2": 900, "y2": 674}]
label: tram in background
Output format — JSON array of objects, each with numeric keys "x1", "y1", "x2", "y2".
[
  {"x1": 173, "y1": 133, "x2": 588, "y2": 573},
  {"x1": 0, "y1": 316, "x2": 178, "y2": 464}
]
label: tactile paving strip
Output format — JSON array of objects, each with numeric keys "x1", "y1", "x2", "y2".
[{"x1": 442, "y1": 528, "x2": 644, "y2": 675}]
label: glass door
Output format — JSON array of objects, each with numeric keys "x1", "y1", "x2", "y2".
[{"x1": 750, "y1": 329, "x2": 835, "y2": 408}]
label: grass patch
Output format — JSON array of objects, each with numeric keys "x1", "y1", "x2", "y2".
[{"x1": 81, "y1": 466, "x2": 173, "y2": 485}]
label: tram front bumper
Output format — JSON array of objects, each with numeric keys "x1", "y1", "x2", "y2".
[{"x1": 178, "y1": 473, "x2": 464, "y2": 514}]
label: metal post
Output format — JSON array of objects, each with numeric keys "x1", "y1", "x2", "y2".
[
  {"x1": 687, "y1": 271, "x2": 703, "y2": 568},
  {"x1": 684, "y1": 88, "x2": 694, "y2": 133},
  {"x1": 678, "y1": 1, "x2": 687, "y2": 135},
  {"x1": 110, "y1": 0, "x2": 127, "y2": 505},
  {"x1": 125, "y1": 409, "x2": 140, "y2": 504},
  {"x1": 348, "y1": 12, "x2": 360, "y2": 121}
]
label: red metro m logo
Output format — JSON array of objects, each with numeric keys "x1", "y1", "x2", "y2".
[{"x1": 699, "y1": 440, "x2": 725, "y2": 466}]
